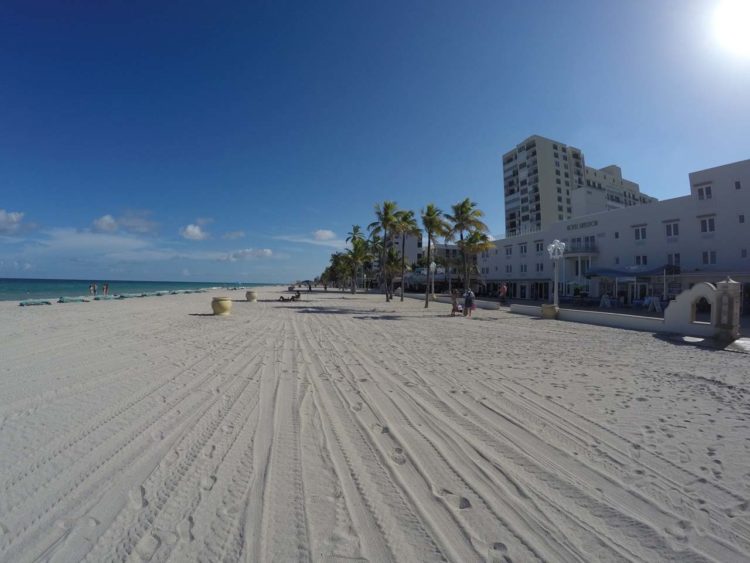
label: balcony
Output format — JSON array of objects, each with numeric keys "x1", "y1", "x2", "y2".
[{"x1": 564, "y1": 243, "x2": 598, "y2": 255}]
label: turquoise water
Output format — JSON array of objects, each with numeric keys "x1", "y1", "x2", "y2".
[{"x1": 0, "y1": 278, "x2": 268, "y2": 302}]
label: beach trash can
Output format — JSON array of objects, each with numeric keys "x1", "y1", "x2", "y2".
[
  {"x1": 246, "y1": 290, "x2": 257, "y2": 302},
  {"x1": 211, "y1": 297, "x2": 232, "y2": 316}
]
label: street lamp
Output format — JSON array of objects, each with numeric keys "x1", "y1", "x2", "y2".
[
  {"x1": 429, "y1": 261, "x2": 436, "y2": 300},
  {"x1": 547, "y1": 239, "x2": 566, "y2": 311}
]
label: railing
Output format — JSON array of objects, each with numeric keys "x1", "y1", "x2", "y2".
[{"x1": 564, "y1": 244, "x2": 598, "y2": 254}]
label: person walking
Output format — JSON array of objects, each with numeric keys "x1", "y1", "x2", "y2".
[
  {"x1": 103, "y1": 282, "x2": 109, "y2": 296},
  {"x1": 450, "y1": 289, "x2": 460, "y2": 317},
  {"x1": 464, "y1": 288, "x2": 476, "y2": 318},
  {"x1": 498, "y1": 282, "x2": 508, "y2": 307}
]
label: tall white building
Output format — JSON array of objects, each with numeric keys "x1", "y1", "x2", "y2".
[
  {"x1": 480, "y1": 158, "x2": 750, "y2": 310},
  {"x1": 502, "y1": 135, "x2": 657, "y2": 235}
]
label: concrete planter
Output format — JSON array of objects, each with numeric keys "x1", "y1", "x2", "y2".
[
  {"x1": 541, "y1": 303, "x2": 559, "y2": 319},
  {"x1": 245, "y1": 290, "x2": 258, "y2": 302},
  {"x1": 211, "y1": 297, "x2": 232, "y2": 316}
]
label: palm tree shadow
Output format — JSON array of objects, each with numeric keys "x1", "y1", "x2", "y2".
[{"x1": 290, "y1": 305, "x2": 405, "y2": 320}]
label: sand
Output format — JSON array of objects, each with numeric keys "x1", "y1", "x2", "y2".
[{"x1": 1, "y1": 287, "x2": 749, "y2": 562}]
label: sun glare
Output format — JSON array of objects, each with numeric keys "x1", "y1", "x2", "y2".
[{"x1": 713, "y1": 0, "x2": 750, "y2": 57}]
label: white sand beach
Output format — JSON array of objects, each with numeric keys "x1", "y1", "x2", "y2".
[{"x1": 1, "y1": 288, "x2": 749, "y2": 562}]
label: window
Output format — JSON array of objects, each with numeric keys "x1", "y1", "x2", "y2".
[
  {"x1": 740, "y1": 214, "x2": 745, "y2": 224},
  {"x1": 668, "y1": 253, "x2": 681, "y2": 266},
  {"x1": 700, "y1": 217, "x2": 715, "y2": 233},
  {"x1": 743, "y1": 249, "x2": 748, "y2": 258},
  {"x1": 614, "y1": 231, "x2": 619, "y2": 239},
  {"x1": 505, "y1": 264, "x2": 512, "y2": 273},
  {"x1": 556, "y1": 170, "x2": 561, "y2": 176},
  {"x1": 614, "y1": 257, "x2": 620, "y2": 265},
  {"x1": 519, "y1": 243, "x2": 527, "y2": 255},
  {"x1": 635, "y1": 255, "x2": 648, "y2": 265},
  {"x1": 702, "y1": 250, "x2": 717, "y2": 264},
  {"x1": 556, "y1": 179, "x2": 561, "y2": 185},
  {"x1": 634, "y1": 226, "x2": 646, "y2": 240},
  {"x1": 558, "y1": 214, "x2": 563, "y2": 220},
  {"x1": 505, "y1": 246, "x2": 512, "y2": 257},
  {"x1": 535, "y1": 241, "x2": 544, "y2": 252},
  {"x1": 536, "y1": 262, "x2": 544, "y2": 272},
  {"x1": 735, "y1": 181, "x2": 742, "y2": 190},
  {"x1": 520, "y1": 264, "x2": 527, "y2": 273},
  {"x1": 697, "y1": 186, "x2": 712, "y2": 200},
  {"x1": 665, "y1": 222, "x2": 679, "y2": 237}
]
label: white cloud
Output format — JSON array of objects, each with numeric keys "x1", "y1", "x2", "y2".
[
  {"x1": 180, "y1": 224, "x2": 209, "y2": 240},
  {"x1": 273, "y1": 234, "x2": 346, "y2": 249},
  {"x1": 313, "y1": 229, "x2": 336, "y2": 241},
  {"x1": 90, "y1": 210, "x2": 158, "y2": 235},
  {"x1": 119, "y1": 210, "x2": 158, "y2": 234},
  {"x1": 221, "y1": 248, "x2": 273, "y2": 262},
  {"x1": 92, "y1": 214, "x2": 118, "y2": 233},
  {"x1": 223, "y1": 230, "x2": 245, "y2": 240},
  {"x1": 0, "y1": 209, "x2": 25, "y2": 234}
]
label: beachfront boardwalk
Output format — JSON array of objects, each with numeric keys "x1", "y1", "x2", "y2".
[{"x1": 1, "y1": 289, "x2": 749, "y2": 562}]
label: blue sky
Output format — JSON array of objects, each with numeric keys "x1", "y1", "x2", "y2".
[{"x1": 2, "y1": 0, "x2": 749, "y2": 282}]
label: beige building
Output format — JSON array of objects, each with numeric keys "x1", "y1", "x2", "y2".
[{"x1": 502, "y1": 135, "x2": 657, "y2": 235}]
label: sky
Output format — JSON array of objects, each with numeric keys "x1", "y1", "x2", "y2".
[{"x1": 1, "y1": 0, "x2": 749, "y2": 282}]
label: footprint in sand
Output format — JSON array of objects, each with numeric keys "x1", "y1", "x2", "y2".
[
  {"x1": 135, "y1": 533, "x2": 161, "y2": 561},
  {"x1": 390, "y1": 447, "x2": 406, "y2": 465}
]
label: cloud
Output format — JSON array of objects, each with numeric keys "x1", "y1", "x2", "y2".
[
  {"x1": 180, "y1": 224, "x2": 209, "y2": 240},
  {"x1": 222, "y1": 230, "x2": 245, "y2": 240},
  {"x1": 196, "y1": 217, "x2": 214, "y2": 226},
  {"x1": 313, "y1": 229, "x2": 336, "y2": 241},
  {"x1": 221, "y1": 248, "x2": 273, "y2": 262},
  {"x1": 91, "y1": 210, "x2": 158, "y2": 235},
  {"x1": 0, "y1": 209, "x2": 25, "y2": 234},
  {"x1": 272, "y1": 235, "x2": 346, "y2": 250},
  {"x1": 92, "y1": 214, "x2": 118, "y2": 233}
]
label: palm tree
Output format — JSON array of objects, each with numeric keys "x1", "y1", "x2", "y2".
[
  {"x1": 345, "y1": 225, "x2": 365, "y2": 289},
  {"x1": 346, "y1": 224, "x2": 364, "y2": 245},
  {"x1": 368, "y1": 201, "x2": 399, "y2": 301},
  {"x1": 446, "y1": 198, "x2": 489, "y2": 292},
  {"x1": 364, "y1": 234, "x2": 383, "y2": 292},
  {"x1": 460, "y1": 230, "x2": 494, "y2": 291},
  {"x1": 421, "y1": 204, "x2": 448, "y2": 308},
  {"x1": 394, "y1": 209, "x2": 421, "y2": 301},
  {"x1": 345, "y1": 238, "x2": 370, "y2": 294}
]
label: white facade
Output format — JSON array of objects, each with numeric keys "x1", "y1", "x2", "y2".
[
  {"x1": 482, "y1": 159, "x2": 750, "y2": 307},
  {"x1": 502, "y1": 135, "x2": 657, "y2": 235}
]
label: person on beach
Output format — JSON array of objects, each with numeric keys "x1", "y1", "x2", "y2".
[
  {"x1": 89, "y1": 283, "x2": 95, "y2": 295},
  {"x1": 450, "y1": 289, "x2": 460, "y2": 316},
  {"x1": 103, "y1": 283, "x2": 109, "y2": 296},
  {"x1": 93, "y1": 283, "x2": 97, "y2": 296},
  {"x1": 498, "y1": 282, "x2": 508, "y2": 307},
  {"x1": 463, "y1": 288, "x2": 475, "y2": 318}
]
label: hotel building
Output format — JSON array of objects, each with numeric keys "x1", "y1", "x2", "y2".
[
  {"x1": 479, "y1": 158, "x2": 750, "y2": 308},
  {"x1": 502, "y1": 135, "x2": 657, "y2": 235}
]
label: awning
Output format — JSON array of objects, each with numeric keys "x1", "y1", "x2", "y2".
[{"x1": 586, "y1": 265, "x2": 680, "y2": 278}]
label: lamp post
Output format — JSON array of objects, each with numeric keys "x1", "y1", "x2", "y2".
[
  {"x1": 544, "y1": 239, "x2": 566, "y2": 318},
  {"x1": 429, "y1": 261, "x2": 436, "y2": 300},
  {"x1": 364, "y1": 273, "x2": 367, "y2": 293}
]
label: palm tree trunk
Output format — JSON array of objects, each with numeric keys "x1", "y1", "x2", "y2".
[
  {"x1": 382, "y1": 228, "x2": 389, "y2": 301},
  {"x1": 461, "y1": 231, "x2": 468, "y2": 292},
  {"x1": 400, "y1": 233, "x2": 406, "y2": 302},
  {"x1": 424, "y1": 235, "x2": 432, "y2": 308}
]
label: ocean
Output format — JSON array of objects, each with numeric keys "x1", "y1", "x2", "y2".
[{"x1": 0, "y1": 278, "x2": 268, "y2": 302}]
